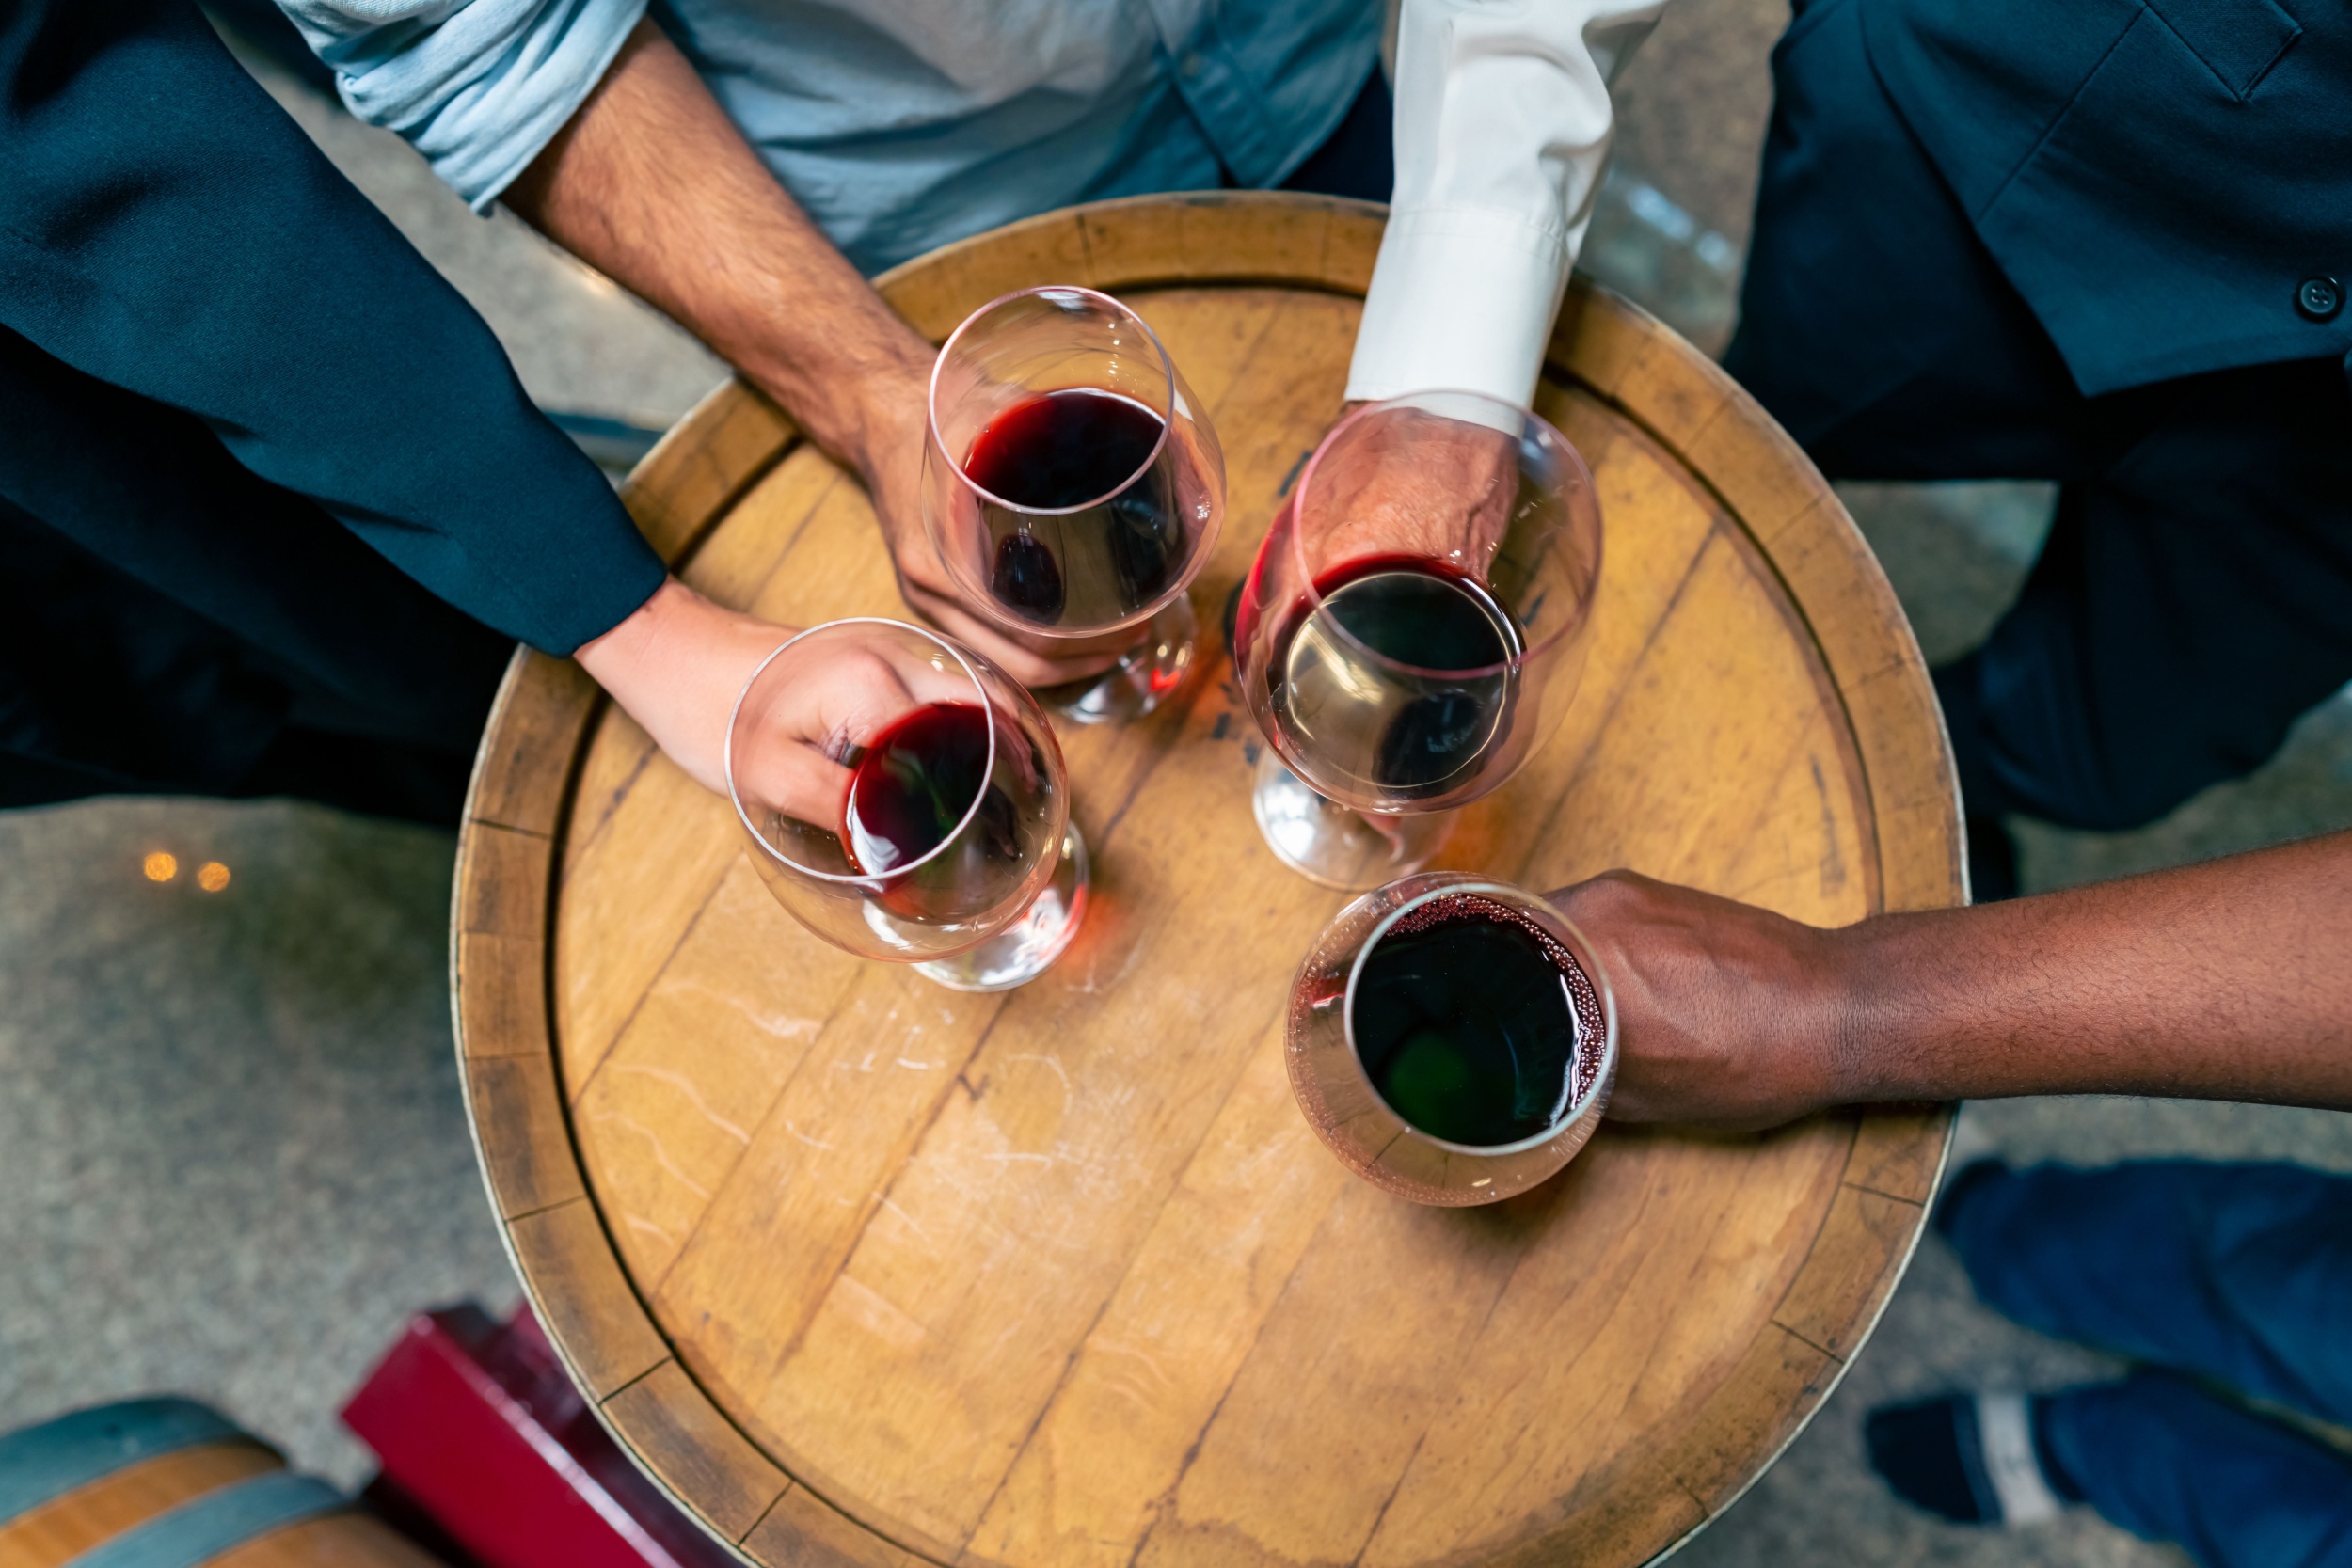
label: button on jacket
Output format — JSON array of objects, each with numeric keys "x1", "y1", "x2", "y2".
[{"x1": 1864, "y1": 0, "x2": 2352, "y2": 397}]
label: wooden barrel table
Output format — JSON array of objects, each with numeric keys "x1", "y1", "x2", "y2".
[{"x1": 454, "y1": 192, "x2": 1962, "y2": 1568}]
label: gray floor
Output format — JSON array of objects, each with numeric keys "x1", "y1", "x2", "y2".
[{"x1": 5, "y1": 16, "x2": 2350, "y2": 1567}]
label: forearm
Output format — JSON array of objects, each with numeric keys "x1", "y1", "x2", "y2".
[
  {"x1": 1820, "y1": 832, "x2": 2352, "y2": 1109},
  {"x1": 501, "y1": 19, "x2": 930, "y2": 473}
]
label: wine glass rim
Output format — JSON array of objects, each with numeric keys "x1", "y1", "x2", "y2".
[
  {"x1": 1284, "y1": 389, "x2": 1598, "y2": 680},
  {"x1": 723, "y1": 617, "x2": 1005, "y2": 886},
  {"x1": 927, "y1": 284, "x2": 1178, "y2": 517},
  {"x1": 1338, "y1": 876, "x2": 1619, "y2": 1158}
]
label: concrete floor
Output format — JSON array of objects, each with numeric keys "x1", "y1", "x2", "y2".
[{"x1": 6, "y1": 13, "x2": 2350, "y2": 1567}]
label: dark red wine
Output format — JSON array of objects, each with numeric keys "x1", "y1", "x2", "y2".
[
  {"x1": 1349, "y1": 893, "x2": 1603, "y2": 1147},
  {"x1": 965, "y1": 387, "x2": 1162, "y2": 509},
  {"x1": 1268, "y1": 554, "x2": 1522, "y2": 798},
  {"x1": 843, "y1": 703, "x2": 1025, "y2": 918},
  {"x1": 961, "y1": 388, "x2": 1178, "y2": 626}
]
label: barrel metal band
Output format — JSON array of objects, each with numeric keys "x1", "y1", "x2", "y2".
[
  {"x1": 61, "y1": 1472, "x2": 344, "y2": 1568},
  {"x1": 0, "y1": 1401, "x2": 245, "y2": 1528}
]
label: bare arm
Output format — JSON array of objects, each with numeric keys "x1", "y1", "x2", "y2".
[
  {"x1": 503, "y1": 20, "x2": 1126, "y2": 687},
  {"x1": 1552, "y1": 830, "x2": 2352, "y2": 1128}
]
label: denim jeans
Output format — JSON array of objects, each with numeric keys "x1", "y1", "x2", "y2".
[{"x1": 1943, "y1": 1161, "x2": 2352, "y2": 1567}]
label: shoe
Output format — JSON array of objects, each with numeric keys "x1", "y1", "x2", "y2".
[{"x1": 1866, "y1": 1390, "x2": 2083, "y2": 1526}]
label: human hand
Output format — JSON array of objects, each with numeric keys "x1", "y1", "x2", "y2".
[
  {"x1": 1544, "y1": 871, "x2": 1849, "y2": 1130},
  {"x1": 576, "y1": 578, "x2": 986, "y2": 829},
  {"x1": 1307, "y1": 404, "x2": 1519, "y2": 580},
  {"x1": 723, "y1": 622, "x2": 990, "y2": 832},
  {"x1": 575, "y1": 578, "x2": 795, "y2": 798},
  {"x1": 852, "y1": 367, "x2": 1144, "y2": 691}
]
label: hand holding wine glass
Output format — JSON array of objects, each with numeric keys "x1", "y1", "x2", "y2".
[
  {"x1": 854, "y1": 379, "x2": 1148, "y2": 690},
  {"x1": 1305, "y1": 404, "x2": 1520, "y2": 584},
  {"x1": 723, "y1": 629, "x2": 994, "y2": 834},
  {"x1": 574, "y1": 578, "x2": 806, "y2": 799},
  {"x1": 1235, "y1": 391, "x2": 1603, "y2": 889},
  {"x1": 727, "y1": 618, "x2": 1087, "y2": 990},
  {"x1": 921, "y1": 286, "x2": 1226, "y2": 723}
]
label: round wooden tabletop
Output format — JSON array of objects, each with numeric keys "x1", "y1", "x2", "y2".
[{"x1": 454, "y1": 192, "x2": 1962, "y2": 1568}]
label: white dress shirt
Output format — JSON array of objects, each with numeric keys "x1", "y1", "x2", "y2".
[{"x1": 1350, "y1": 0, "x2": 1664, "y2": 408}]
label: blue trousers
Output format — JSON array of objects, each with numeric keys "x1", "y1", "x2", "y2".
[{"x1": 1945, "y1": 1162, "x2": 2352, "y2": 1567}]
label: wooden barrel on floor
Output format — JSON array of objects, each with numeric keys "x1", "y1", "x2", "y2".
[
  {"x1": 0, "y1": 1400, "x2": 440, "y2": 1568},
  {"x1": 454, "y1": 191, "x2": 1962, "y2": 1568}
]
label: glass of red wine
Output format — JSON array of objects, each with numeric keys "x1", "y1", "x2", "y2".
[
  {"x1": 1234, "y1": 390, "x2": 1602, "y2": 888},
  {"x1": 1287, "y1": 870, "x2": 1617, "y2": 1205},
  {"x1": 725, "y1": 618, "x2": 1087, "y2": 990},
  {"x1": 922, "y1": 286, "x2": 1225, "y2": 723}
]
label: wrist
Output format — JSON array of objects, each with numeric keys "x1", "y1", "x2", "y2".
[
  {"x1": 1803, "y1": 914, "x2": 1932, "y2": 1107},
  {"x1": 575, "y1": 578, "x2": 691, "y2": 707},
  {"x1": 742, "y1": 334, "x2": 932, "y2": 482},
  {"x1": 575, "y1": 578, "x2": 801, "y2": 798}
]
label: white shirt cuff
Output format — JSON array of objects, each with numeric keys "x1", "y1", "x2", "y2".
[{"x1": 1345, "y1": 206, "x2": 1576, "y2": 408}]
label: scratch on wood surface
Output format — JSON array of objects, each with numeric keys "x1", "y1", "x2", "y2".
[
  {"x1": 1076, "y1": 939, "x2": 1151, "y2": 997},
  {"x1": 1004, "y1": 1053, "x2": 1073, "y2": 1096},
  {"x1": 623, "y1": 1212, "x2": 676, "y2": 1249},
  {"x1": 874, "y1": 1193, "x2": 935, "y2": 1246},
  {"x1": 784, "y1": 1119, "x2": 835, "y2": 1152},
  {"x1": 580, "y1": 1106, "x2": 713, "y2": 1201},
  {"x1": 832, "y1": 1271, "x2": 929, "y2": 1354},
  {"x1": 1089, "y1": 1337, "x2": 1178, "y2": 1403},
  {"x1": 608, "y1": 1061, "x2": 752, "y2": 1144},
  {"x1": 654, "y1": 978, "x2": 824, "y2": 1044}
]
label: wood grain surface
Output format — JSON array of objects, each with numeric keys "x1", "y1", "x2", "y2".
[{"x1": 453, "y1": 192, "x2": 1961, "y2": 1568}]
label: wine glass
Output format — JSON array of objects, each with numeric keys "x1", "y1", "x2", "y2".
[
  {"x1": 1233, "y1": 390, "x2": 1602, "y2": 888},
  {"x1": 1286, "y1": 870, "x2": 1617, "y2": 1206},
  {"x1": 725, "y1": 618, "x2": 1087, "y2": 991},
  {"x1": 922, "y1": 286, "x2": 1225, "y2": 723}
]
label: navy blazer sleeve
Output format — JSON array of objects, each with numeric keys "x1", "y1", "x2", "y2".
[{"x1": 0, "y1": 0, "x2": 667, "y2": 655}]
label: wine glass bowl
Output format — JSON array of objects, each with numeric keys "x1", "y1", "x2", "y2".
[
  {"x1": 1235, "y1": 391, "x2": 1603, "y2": 886},
  {"x1": 725, "y1": 618, "x2": 1087, "y2": 990},
  {"x1": 1287, "y1": 871, "x2": 1617, "y2": 1206},
  {"x1": 923, "y1": 286, "x2": 1225, "y2": 721}
]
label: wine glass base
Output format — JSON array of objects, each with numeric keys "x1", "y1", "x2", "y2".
[
  {"x1": 913, "y1": 822, "x2": 1090, "y2": 990},
  {"x1": 1036, "y1": 595, "x2": 1196, "y2": 725},
  {"x1": 1250, "y1": 751, "x2": 1454, "y2": 891}
]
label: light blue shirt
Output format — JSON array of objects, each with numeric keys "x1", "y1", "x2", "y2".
[{"x1": 283, "y1": 0, "x2": 1382, "y2": 275}]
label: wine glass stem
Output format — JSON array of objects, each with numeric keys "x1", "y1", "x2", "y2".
[
  {"x1": 1036, "y1": 594, "x2": 1197, "y2": 725},
  {"x1": 1248, "y1": 749, "x2": 1454, "y2": 890}
]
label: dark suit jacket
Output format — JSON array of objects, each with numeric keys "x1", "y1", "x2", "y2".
[
  {"x1": 1867, "y1": 0, "x2": 2352, "y2": 396},
  {"x1": 0, "y1": 0, "x2": 666, "y2": 657}
]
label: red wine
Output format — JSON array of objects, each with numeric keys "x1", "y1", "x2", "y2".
[
  {"x1": 965, "y1": 387, "x2": 1162, "y2": 510},
  {"x1": 843, "y1": 703, "x2": 1030, "y2": 917},
  {"x1": 961, "y1": 388, "x2": 1178, "y2": 626},
  {"x1": 1268, "y1": 555, "x2": 1523, "y2": 799},
  {"x1": 1349, "y1": 893, "x2": 1604, "y2": 1147}
]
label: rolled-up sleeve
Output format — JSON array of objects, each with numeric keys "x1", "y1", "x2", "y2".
[
  {"x1": 1347, "y1": 0, "x2": 1664, "y2": 407},
  {"x1": 279, "y1": 0, "x2": 646, "y2": 211}
]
